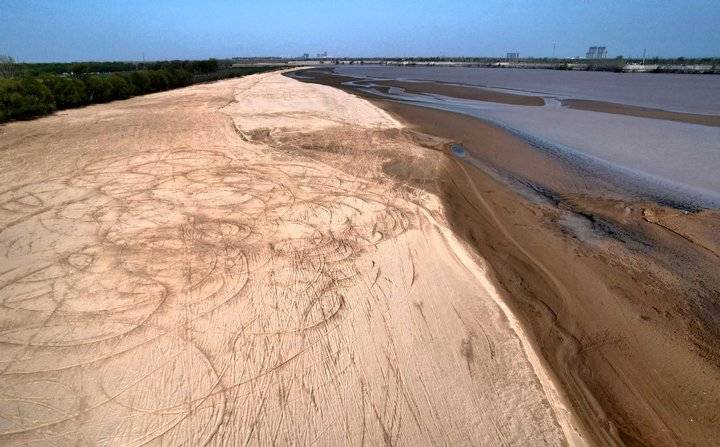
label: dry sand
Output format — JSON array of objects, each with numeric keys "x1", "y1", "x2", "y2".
[{"x1": 0, "y1": 72, "x2": 582, "y2": 445}]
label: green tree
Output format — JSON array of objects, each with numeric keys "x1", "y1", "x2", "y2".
[
  {"x1": 108, "y1": 74, "x2": 132, "y2": 100},
  {"x1": 190, "y1": 59, "x2": 219, "y2": 74},
  {"x1": 84, "y1": 75, "x2": 114, "y2": 103},
  {"x1": 41, "y1": 75, "x2": 87, "y2": 109},
  {"x1": 0, "y1": 77, "x2": 55, "y2": 121},
  {"x1": 147, "y1": 70, "x2": 169, "y2": 92},
  {"x1": 129, "y1": 70, "x2": 151, "y2": 94},
  {"x1": 165, "y1": 68, "x2": 192, "y2": 88}
]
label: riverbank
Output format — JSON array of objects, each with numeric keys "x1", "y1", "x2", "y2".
[
  {"x1": 292, "y1": 68, "x2": 720, "y2": 446},
  {"x1": 0, "y1": 71, "x2": 578, "y2": 445}
]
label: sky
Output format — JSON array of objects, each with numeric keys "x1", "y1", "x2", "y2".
[{"x1": 2, "y1": 0, "x2": 719, "y2": 62}]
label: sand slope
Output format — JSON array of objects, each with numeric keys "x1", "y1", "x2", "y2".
[{"x1": 0, "y1": 73, "x2": 576, "y2": 445}]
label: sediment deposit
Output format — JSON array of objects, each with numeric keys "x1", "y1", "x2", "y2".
[{"x1": 0, "y1": 72, "x2": 578, "y2": 445}]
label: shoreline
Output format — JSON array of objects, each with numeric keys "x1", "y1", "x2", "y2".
[
  {"x1": 328, "y1": 65, "x2": 720, "y2": 116},
  {"x1": 288, "y1": 69, "x2": 720, "y2": 209},
  {"x1": 0, "y1": 71, "x2": 577, "y2": 445},
  {"x1": 341, "y1": 74, "x2": 720, "y2": 128},
  {"x1": 2, "y1": 67, "x2": 718, "y2": 446},
  {"x1": 291, "y1": 69, "x2": 720, "y2": 445},
  {"x1": 291, "y1": 68, "x2": 720, "y2": 210},
  {"x1": 289, "y1": 68, "x2": 720, "y2": 212}
]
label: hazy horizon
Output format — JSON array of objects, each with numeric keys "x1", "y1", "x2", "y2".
[{"x1": 3, "y1": 0, "x2": 720, "y2": 63}]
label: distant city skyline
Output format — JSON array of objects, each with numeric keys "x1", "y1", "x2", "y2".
[{"x1": 2, "y1": 0, "x2": 719, "y2": 62}]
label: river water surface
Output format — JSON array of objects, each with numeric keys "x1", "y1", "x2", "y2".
[{"x1": 333, "y1": 65, "x2": 720, "y2": 208}]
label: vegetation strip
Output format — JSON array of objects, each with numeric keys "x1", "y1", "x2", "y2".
[{"x1": 0, "y1": 59, "x2": 281, "y2": 123}]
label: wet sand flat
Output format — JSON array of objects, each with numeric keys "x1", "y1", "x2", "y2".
[
  {"x1": 367, "y1": 79, "x2": 545, "y2": 106},
  {"x1": 0, "y1": 72, "x2": 577, "y2": 445},
  {"x1": 562, "y1": 98, "x2": 720, "y2": 127}
]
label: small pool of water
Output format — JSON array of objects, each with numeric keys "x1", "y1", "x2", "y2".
[{"x1": 451, "y1": 144, "x2": 467, "y2": 157}]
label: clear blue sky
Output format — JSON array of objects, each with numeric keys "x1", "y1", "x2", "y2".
[{"x1": 2, "y1": 0, "x2": 719, "y2": 62}]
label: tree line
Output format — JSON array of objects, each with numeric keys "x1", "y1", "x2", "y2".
[
  {"x1": 1, "y1": 61, "x2": 278, "y2": 123},
  {"x1": 4, "y1": 58, "x2": 221, "y2": 77}
]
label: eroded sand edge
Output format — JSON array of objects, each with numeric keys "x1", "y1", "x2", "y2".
[{"x1": 0, "y1": 72, "x2": 580, "y2": 445}]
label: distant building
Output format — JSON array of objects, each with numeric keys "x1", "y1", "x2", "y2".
[
  {"x1": 586, "y1": 46, "x2": 607, "y2": 59},
  {"x1": 302, "y1": 53, "x2": 310, "y2": 59},
  {"x1": 506, "y1": 52, "x2": 520, "y2": 61},
  {"x1": 316, "y1": 51, "x2": 327, "y2": 58}
]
